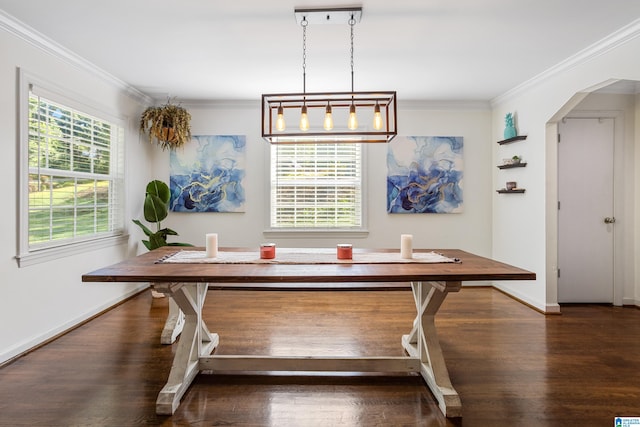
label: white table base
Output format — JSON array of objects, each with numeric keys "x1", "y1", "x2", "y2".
[{"x1": 153, "y1": 280, "x2": 462, "y2": 418}]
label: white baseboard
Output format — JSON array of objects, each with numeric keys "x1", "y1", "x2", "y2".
[
  {"x1": 622, "y1": 296, "x2": 640, "y2": 307},
  {"x1": 493, "y1": 283, "x2": 561, "y2": 314},
  {"x1": 461, "y1": 281, "x2": 492, "y2": 287},
  {"x1": 0, "y1": 285, "x2": 147, "y2": 365}
]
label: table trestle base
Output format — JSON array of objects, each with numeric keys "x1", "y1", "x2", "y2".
[
  {"x1": 401, "y1": 281, "x2": 462, "y2": 418},
  {"x1": 153, "y1": 283, "x2": 185, "y2": 345},
  {"x1": 200, "y1": 355, "x2": 421, "y2": 373},
  {"x1": 155, "y1": 280, "x2": 463, "y2": 418},
  {"x1": 154, "y1": 282, "x2": 217, "y2": 415}
]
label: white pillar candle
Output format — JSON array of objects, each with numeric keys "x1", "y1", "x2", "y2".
[
  {"x1": 205, "y1": 233, "x2": 218, "y2": 258},
  {"x1": 400, "y1": 234, "x2": 413, "y2": 259}
]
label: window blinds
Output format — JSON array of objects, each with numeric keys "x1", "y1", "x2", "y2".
[
  {"x1": 270, "y1": 143, "x2": 362, "y2": 229},
  {"x1": 27, "y1": 89, "x2": 124, "y2": 248}
]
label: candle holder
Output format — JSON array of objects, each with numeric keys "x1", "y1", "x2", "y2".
[
  {"x1": 337, "y1": 244, "x2": 353, "y2": 260},
  {"x1": 260, "y1": 243, "x2": 276, "y2": 259}
]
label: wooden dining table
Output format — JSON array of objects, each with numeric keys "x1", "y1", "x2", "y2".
[{"x1": 82, "y1": 246, "x2": 535, "y2": 418}]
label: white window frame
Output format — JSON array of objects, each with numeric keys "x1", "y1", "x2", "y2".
[
  {"x1": 16, "y1": 69, "x2": 127, "y2": 267},
  {"x1": 266, "y1": 142, "x2": 368, "y2": 237}
]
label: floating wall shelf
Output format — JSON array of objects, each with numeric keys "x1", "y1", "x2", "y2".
[
  {"x1": 497, "y1": 135, "x2": 527, "y2": 145},
  {"x1": 497, "y1": 162, "x2": 527, "y2": 169},
  {"x1": 497, "y1": 134, "x2": 527, "y2": 193},
  {"x1": 496, "y1": 189, "x2": 526, "y2": 194}
]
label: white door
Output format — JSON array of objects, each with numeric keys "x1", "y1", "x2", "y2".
[{"x1": 558, "y1": 117, "x2": 615, "y2": 303}]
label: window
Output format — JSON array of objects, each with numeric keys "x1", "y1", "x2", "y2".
[
  {"x1": 270, "y1": 143, "x2": 363, "y2": 230},
  {"x1": 17, "y1": 73, "x2": 125, "y2": 266}
]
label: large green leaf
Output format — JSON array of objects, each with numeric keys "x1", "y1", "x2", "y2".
[
  {"x1": 148, "y1": 232, "x2": 167, "y2": 250},
  {"x1": 143, "y1": 193, "x2": 168, "y2": 223},
  {"x1": 132, "y1": 219, "x2": 153, "y2": 237},
  {"x1": 147, "y1": 228, "x2": 179, "y2": 250},
  {"x1": 146, "y1": 179, "x2": 170, "y2": 204},
  {"x1": 158, "y1": 227, "x2": 179, "y2": 236}
]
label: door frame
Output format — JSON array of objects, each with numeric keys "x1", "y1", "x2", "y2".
[{"x1": 558, "y1": 110, "x2": 625, "y2": 306}]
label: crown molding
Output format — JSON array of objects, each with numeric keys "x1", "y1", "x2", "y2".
[
  {"x1": 181, "y1": 98, "x2": 491, "y2": 111},
  {"x1": 0, "y1": 10, "x2": 153, "y2": 105},
  {"x1": 181, "y1": 99, "x2": 261, "y2": 109},
  {"x1": 399, "y1": 99, "x2": 491, "y2": 110},
  {"x1": 491, "y1": 18, "x2": 640, "y2": 106}
]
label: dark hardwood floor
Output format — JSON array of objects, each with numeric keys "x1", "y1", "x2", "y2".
[{"x1": 1, "y1": 287, "x2": 639, "y2": 426}]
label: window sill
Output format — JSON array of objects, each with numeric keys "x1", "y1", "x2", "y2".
[{"x1": 16, "y1": 234, "x2": 130, "y2": 267}]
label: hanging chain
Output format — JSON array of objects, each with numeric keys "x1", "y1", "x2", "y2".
[
  {"x1": 349, "y1": 15, "x2": 355, "y2": 93},
  {"x1": 301, "y1": 17, "x2": 307, "y2": 94}
]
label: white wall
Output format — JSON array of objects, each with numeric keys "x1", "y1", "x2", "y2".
[
  {"x1": 491, "y1": 29, "x2": 640, "y2": 312},
  {"x1": 149, "y1": 102, "x2": 494, "y2": 259},
  {"x1": 0, "y1": 24, "x2": 152, "y2": 364}
]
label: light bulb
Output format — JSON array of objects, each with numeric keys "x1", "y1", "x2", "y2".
[
  {"x1": 299, "y1": 104, "x2": 310, "y2": 131},
  {"x1": 373, "y1": 102, "x2": 383, "y2": 130},
  {"x1": 323, "y1": 103, "x2": 334, "y2": 130},
  {"x1": 348, "y1": 104, "x2": 358, "y2": 130},
  {"x1": 276, "y1": 104, "x2": 286, "y2": 131}
]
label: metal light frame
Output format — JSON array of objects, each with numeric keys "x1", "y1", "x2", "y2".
[{"x1": 261, "y1": 7, "x2": 397, "y2": 144}]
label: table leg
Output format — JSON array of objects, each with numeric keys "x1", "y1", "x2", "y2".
[
  {"x1": 153, "y1": 282, "x2": 218, "y2": 415},
  {"x1": 402, "y1": 281, "x2": 462, "y2": 418},
  {"x1": 154, "y1": 283, "x2": 185, "y2": 344}
]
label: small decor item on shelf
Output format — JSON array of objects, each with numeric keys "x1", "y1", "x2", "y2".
[
  {"x1": 139, "y1": 101, "x2": 192, "y2": 151},
  {"x1": 504, "y1": 112, "x2": 517, "y2": 139},
  {"x1": 502, "y1": 155, "x2": 522, "y2": 166},
  {"x1": 506, "y1": 181, "x2": 517, "y2": 191}
]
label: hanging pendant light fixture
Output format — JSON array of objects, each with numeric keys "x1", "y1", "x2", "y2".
[
  {"x1": 324, "y1": 103, "x2": 334, "y2": 130},
  {"x1": 276, "y1": 103, "x2": 286, "y2": 132},
  {"x1": 262, "y1": 6, "x2": 397, "y2": 144},
  {"x1": 373, "y1": 102, "x2": 383, "y2": 131}
]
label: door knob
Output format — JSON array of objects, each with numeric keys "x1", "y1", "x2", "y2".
[{"x1": 604, "y1": 217, "x2": 616, "y2": 224}]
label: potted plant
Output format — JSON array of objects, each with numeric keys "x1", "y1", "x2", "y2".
[
  {"x1": 139, "y1": 102, "x2": 192, "y2": 151},
  {"x1": 132, "y1": 180, "x2": 192, "y2": 250}
]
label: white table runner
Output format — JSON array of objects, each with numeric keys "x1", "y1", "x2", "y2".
[{"x1": 158, "y1": 248, "x2": 459, "y2": 264}]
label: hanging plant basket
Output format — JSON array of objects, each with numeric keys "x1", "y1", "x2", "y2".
[{"x1": 139, "y1": 102, "x2": 192, "y2": 151}]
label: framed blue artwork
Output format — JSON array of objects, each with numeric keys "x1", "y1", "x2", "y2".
[
  {"x1": 170, "y1": 135, "x2": 246, "y2": 212},
  {"x1": 387, "y1": 136, "x2": 463, "y2": 214}
]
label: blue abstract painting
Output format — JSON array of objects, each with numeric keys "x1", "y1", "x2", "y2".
[
  {"x1": 387, "y1": 136, "x2": 463, "y2": 214},
  {"x1": 170, "y1": 135, "x2": 246, "y2": 212}
]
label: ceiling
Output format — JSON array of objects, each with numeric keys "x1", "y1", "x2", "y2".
[{"x1": 1, "y1": 1, "x2": 639, "y2": 103}]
